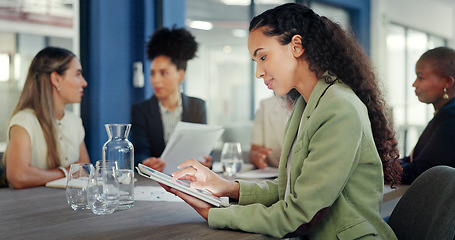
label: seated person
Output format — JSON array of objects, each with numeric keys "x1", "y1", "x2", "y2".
[
  {"x1": 130, "y1": 27, "x2": 211, "y2": 172},
  {"x1": 165, "y1": 4, "x2": 401, "y2": 239},
  {"x1": 2, "y1": 47, "x2": 90, "y2": 189},
  {"x1": 400, "y1": 47, "x2": 455, "y2": 184},
  {"x1": 249, "y1": 95, "x2": 290, "y2": 169}
]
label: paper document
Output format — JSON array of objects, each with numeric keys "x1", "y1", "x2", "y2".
[
  {"x1": 383, "y1": 184, "x2": 397, "y2": 194},
  {"x1": 134, "y1": 186, "x2": 184, "y2": 202},
  {"x1": 160, "y1": 122, "x2": 224, "y2": 174},
  {"x1": 45, "y1": 177, "x2": 67, "y2": 188}
]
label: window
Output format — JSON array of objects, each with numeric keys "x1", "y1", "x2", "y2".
[
  {"x1": 185, "y1": 0, "x2": 293, "y2": 149},
  {"x1": 386, "y1": 23, "x2": 447, "y2": 156},
  {"x1": 0, "y1": 0, "x2": 79, "y2": 151},
  {"x1": 185, "y1": 0, "x2": 352, "y2": 150}
]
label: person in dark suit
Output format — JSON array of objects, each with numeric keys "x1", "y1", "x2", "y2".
[
  {"x1": 130, "y1": 27, "x2": 210, "y2": 172},
  {"x1": 400, "y1": 47, "x2": 455, "y2": 184}
]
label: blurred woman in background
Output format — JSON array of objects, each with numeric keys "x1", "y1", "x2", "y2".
[
  {"x1": 400, "y1": 47, "x2": 455, "y2": 184},
  {"x1": 130, "y1": 27, "x2": 210, "y2": 172},
  {"x1": 2, "y1": 47, "x2": 90, "y2": 189}
]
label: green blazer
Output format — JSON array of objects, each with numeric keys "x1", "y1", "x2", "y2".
[{"x1": 208, "y1": 76, "x2": 397, "y2": 239}]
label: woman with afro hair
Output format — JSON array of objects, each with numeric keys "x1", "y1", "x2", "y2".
[{"x1": 130, "y1": 27, "x2": 211, "y2": 172}]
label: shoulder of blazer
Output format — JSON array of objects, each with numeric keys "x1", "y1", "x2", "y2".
[
  {"x1": 182, "y1": 94, "x2": 205, "y2": 106},
  {"x1": 132, "y1": 95, "x2": 160, "y2": 117},
  {"x1": 437, "y1": 98, "x2": 455, "y2": 119},
  {"x1": 182, "y1": 94, "x2": 206, "y2": 112},
  {"x1": 182, "y1": 94, "x2": 206, "y2": 123}
]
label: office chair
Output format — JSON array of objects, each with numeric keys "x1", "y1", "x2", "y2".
[{"x1": 387, "y1": 165, "x2": 455, "y2": 240}]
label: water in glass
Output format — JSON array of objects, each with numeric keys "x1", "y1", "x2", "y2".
[
  {"x1": 87, "y1": 160, "x2": 120, "y2": 215},
  {"x1": 103, "y1": 124, "x2": 134, "y2": 209},
  {"x1": 220, "y1": 142, "x2": 244, "y2": 177},
  {"x1": 66, "y1": 163, "x2": 92, "y2": 210}
]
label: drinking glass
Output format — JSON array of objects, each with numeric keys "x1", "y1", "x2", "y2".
[
  {"x1": 66, "y1": 163, "x2": 93, "y2": 210},
  {"x1": 220, "y1": 142, "x2": 244, "y2": 177},
  {"x1": 87, "y1": 160, "x2": 120, "y2": 215}
]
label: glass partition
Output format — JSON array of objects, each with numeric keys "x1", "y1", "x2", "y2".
[{"x1": 185, "y1": 0, "x2": 353, "y2": 151}]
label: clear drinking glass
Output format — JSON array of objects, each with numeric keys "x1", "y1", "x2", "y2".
[
  {"x1": 103, "y1": 124, "x2": 134, "y2": 210},
  {"x1": 220, "y1": 142, "x2": 244, "y2": 177},
  {"x1": 87, "y1": 160, "x2": 120, "y2": 215},
  {"x1": 66, "y1": 163, "x2": 93, "y2": 210}
]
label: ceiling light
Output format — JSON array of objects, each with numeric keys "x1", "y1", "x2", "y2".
[
  {"x1": 220, "y1": 0, "x2": 250, "y2": 5},
  {"x1": 187, "y1": 20, "x2": 213, "y2": 30},
  {"x1": 232, "y1": 29, "x2": 247, "y2": 38}
]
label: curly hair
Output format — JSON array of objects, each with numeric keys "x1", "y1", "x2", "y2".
[
  {"x1": 146, "y1": 26, "x2": 198, "y2": 70},
  {"x1": 250, "y1": 3, "x2": 402, "y2": 185}
]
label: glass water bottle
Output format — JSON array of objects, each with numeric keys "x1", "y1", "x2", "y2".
[{"x1": 102, "y1": 123, "x2": 134, "y2": 209}]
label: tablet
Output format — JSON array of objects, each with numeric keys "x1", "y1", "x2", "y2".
[{"x1": 136, "y1": 163, "x2": 229, "y2": 207}]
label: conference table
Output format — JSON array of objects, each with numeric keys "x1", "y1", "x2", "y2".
[
  {"x1": 0, "y1": 174, "x2": 277, "y2": 240},
  {"x1": 0, "y1": 169, "x2": 408, "y2": 240}
]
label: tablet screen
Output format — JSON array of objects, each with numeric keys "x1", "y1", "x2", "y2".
[{"x1": 136, "y1": 164, "x2": 228, "y2": 207}]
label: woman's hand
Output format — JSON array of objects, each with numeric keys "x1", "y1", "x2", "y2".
[
  {"x1": 172, "y1": 159, "x2": 240, "y2": 199},
  {"x1": 142, "y1": 157, "x2": 166, "y2": 172},
  {"x1": 249, "y1": 144, "x2": 273, "y2": 169},
  {"x1": 159, "y1": 182, "x2": 212, "y2": 221}
]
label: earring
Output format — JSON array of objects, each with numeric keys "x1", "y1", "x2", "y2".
[
  {"x1": 443, "y1": 88, "x2": 449, "y2": 100},
  {"x1": 57, "y1": 86, "x2": 61, "y2": 92}
]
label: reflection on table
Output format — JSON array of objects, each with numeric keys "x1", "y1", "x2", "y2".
[
  {"x1": 0, "y1": 168, "x2": 407, "y2": 239},
  {"x1": 0, "y1": 175, "x2": 276, "y2": 240}
]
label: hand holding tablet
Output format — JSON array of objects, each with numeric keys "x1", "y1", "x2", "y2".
[{"x1": 136, "y1": 163, "x2": 229, "y2": 207}]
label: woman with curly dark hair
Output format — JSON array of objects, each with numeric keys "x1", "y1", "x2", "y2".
[
  {"x1": 130, "y1": 27, "x2": 211, "y2": 172},
  {"x1": 166, "y1": 3, "x2": 401, "y2": 239}
]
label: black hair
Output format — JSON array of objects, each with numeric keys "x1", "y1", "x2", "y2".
[
  {"x1": 146, "y1": 26, "x2": 198, "y2": 70},
  {"x1": 250, "y1": 3, "x2": 402, "y2": 185},
  {"x1": 419, "y1": 47, "x2": 455, "y2": 78}
]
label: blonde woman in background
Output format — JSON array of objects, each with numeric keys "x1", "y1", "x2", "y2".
[{"x1": 2, "y1": 47, "x2": 90, "y2": 189}]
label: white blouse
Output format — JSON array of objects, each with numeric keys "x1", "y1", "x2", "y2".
[{"x1": 7, "y1": 108, "x2": 85, "y2": 169}]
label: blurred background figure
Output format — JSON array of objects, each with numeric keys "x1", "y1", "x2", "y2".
[
  {"x1": 130, "y1": 27, "x2": 211, "y2": 172},
  {"x1": 400, "y1": 47, "x2": 455, "y2": 184},
  {"x1": 249, "y1": 95, "x2": 291, "y2": 169},
  {"x1": 2, "y1": 47, "x2": 90, "y2": 189}
]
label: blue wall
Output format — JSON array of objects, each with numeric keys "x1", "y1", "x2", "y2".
[
  {"x1": 80, "y1": 0, "x2": 186, "y2": 163},
  {"x1": 315, "y1": 0, "x2": 371, "y2": 54},
  {"x1": 79, "y1": 0, "x2": 369, "y2": 162}
]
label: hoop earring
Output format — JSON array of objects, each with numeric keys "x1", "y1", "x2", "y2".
[{"x1": 443, "y1": 88, "x2": 449, "y2": 100}]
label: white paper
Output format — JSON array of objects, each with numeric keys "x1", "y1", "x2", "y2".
[
  {"x1": 383, "y1": 184, "x2": 397, "y2": 194},
  {"x1": 134, "y1": 186, "x2": 183, "y2": 202},
  {"x1": 45, "y1": 177, "x2": 67, "y2": 189},
  {"x1": 161, "y1": 122, "x2": 224, "y2": 174}
]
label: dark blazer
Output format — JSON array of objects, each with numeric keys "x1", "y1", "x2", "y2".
[
  {"x1": 400, "y1": 97, "x2": 455, "y2": 184},
  {"x1": 130, "y1": 94, "x2": 206, "y2": 166}
]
